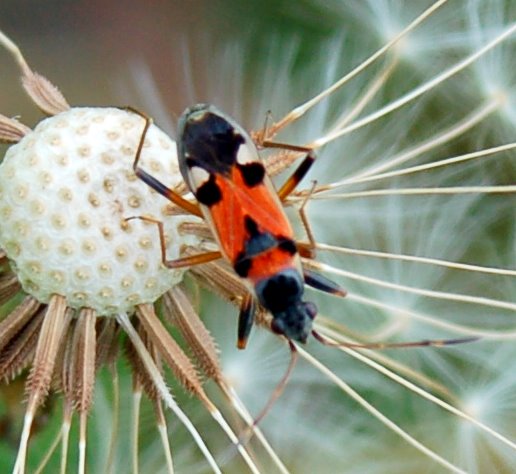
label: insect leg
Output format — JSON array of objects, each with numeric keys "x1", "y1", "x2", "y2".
[
  {"x1": 293, "y1": 180, "x2": 320, "y2": 259},
  {"x1": 125, "y1": 215, "x2": 221, "y2": 269},
  {"x1": 237, "y1": 294, "x2": 256, "y2": 350},
  {"x1": 277, "y1": 150, "x2": 316, "y2": 201},
  {"x1": 261, "y1": 141, "x2": 313, "y2": 153},
  {"x1": 238, "y1": 340, "x2": 298, "y2": 446},
  {"x1": 303, "y1": 269, "x2": 347, "y2": 297},
  {"x1": 124, "y1": 106, "x2": 203, "y2": 218},
  {"x1": 312, "y1": 330, "x2": 479, "y2": 350}
]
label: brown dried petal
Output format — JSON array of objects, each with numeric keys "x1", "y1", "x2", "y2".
[
  {"x1": 26, "y1": 294, "x2": 70, "y2": 407},
  {"x1": 0, "y1": 29, "x2": 69, "y2": 115},
  {"x1": 162, "y1": 288, "x2": 222, "y2": 381},
  {"x1": 263, "y1": 150, "x2": 302, "y2": 177},
  {"x1": 177, "y1": 221, "x2": 213, "y2": 241},
  {"x1": 0, "y1": 295, "x2": 41, "y2": 351},
  {"x1": 135, "y1": 304, "x2": 206, "y2": 400},
  {"x1": 125, "y1": 320, "x2": 161, "y2": 401},
  {"x1": 0, "y1": 306, "x2": 44, "y2": 380},
  {"x1": 0, "y1": 113, "x2": 31, "y2": 143},
  {"x1": 21, "y1": 70, "x2": 70, "y2": 116},
  {"x1": 0, "y1": 274, "x2": 22, "y2": 306},
  {"x1": 95, "y1": 318, "x2": 119, "y2": 369},
  {"x1": 58, "y1": 317, "x2": 77, "y2": 401},
  {"x1": 189, "y1": 259, "x2": 247, "y2": 305},
  {"x1": 73, "y1": 308, "x2": 96, "y2": 413}
]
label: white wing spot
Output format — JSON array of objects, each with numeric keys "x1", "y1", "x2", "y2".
[
  {"x1": 189, "y1": 166, "x2": 211, "y2": 190},
  {"x1": 236, "y1": 144, "x2": 259, "y2": 165}
]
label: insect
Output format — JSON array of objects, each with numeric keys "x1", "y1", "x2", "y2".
[
  {"x1": 129, "y1": 105, "x2": 478, "y2": 432},
  {"x1": 129, "y1": 105, "x2": 477, "y2": 355},
  {"x1": 130, "y1": 103, "x2": 346, "y2": 349}
]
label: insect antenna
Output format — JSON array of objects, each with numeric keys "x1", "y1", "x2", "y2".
[
  {"x1": 238, "y1": 340, "x2": 299, "y2": 446},
  {"x1": 312, "y1": 330, "x2": 480, "y2": 349}
]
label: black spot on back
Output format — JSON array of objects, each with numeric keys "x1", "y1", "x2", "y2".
[
  {"x1": 239, "y1": 218, "x2": 295, "y2": 263},
  {"x1": 234, "y1": 254, "x2": 252, "y2": 277},
  {"x1": 238, "y1": 162, "x2": 265, "y2": 187},
  {"x1": 244, "y1": 216, "x2": 260, "y2": 236},
  {"x1": 278, "y1": 238, "x2": 297, "y2": 255},
  {"x1": 195, "y1": 174, "x2": 222, "y2": 206}
]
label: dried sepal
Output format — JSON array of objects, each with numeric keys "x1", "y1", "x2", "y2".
[
  {"x1": 177, "y1": 221, "x2": 213, "y2": 241},
  {"x1": 0, "y1": 274, "x2": 21, "y2": 306},
  {"x1": 0, "y1": 29, "x2": 70, "y2": 116},
  {"x1": 21, "y1": 70, "x2": 70, "y2": 116},
  {"x1": 0, "y1": 307, "x2": 44, "y2": 380},
  {"x1": 189, "y1": 259, "x2": 247, "y2": 304},
  {"x1": 125, "y1": 320, "x2": 161, "y2": 401},
  {"x1": 74, "y1": 308, "x2": 96, "y2": 413},
  {"x1": 59, "y1": 318, "x2": 77, "y2": 403},
  {"x1": 125, "y1": 333, "x2": 144, "y2": 391},
  {"x1": 95, "y1": 318, "x2": 119, "y2": 369},
  {"x1": 249, "y1": 124, "x2": 304, "y2": 177},
  {"x1": 135, "y1": 304, "x2": 206, "y2": 401},
  {"x1": 26, "y1": 294, "x2": 70, "y2": 405},
  {"x1": 58, "y1": 309, "x2": 97, "y2": 414},
  {"x1": 0, "y1": 113, "x2": 31, "y2": 143},
  {"x1": 162, "y1": 288, "x2": 222, "y2": 381},
  {"x1": 189, "y1": 260, "x2": 273, "y2": 333},
  {"x1": 0, "y1": 295, "x2": 41, "y2": 351},
  {"x1": 263, "y1": 149, "x2": 302, "y2": 178}
]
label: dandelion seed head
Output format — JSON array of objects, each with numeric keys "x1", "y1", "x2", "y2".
[{"x1": 0, "y1": 107, "x2": 200, "y2": 314}]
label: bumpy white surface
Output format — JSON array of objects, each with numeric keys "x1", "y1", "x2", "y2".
[{"x1": 0, "y1": 107, "x2": 201, "y2": 315}]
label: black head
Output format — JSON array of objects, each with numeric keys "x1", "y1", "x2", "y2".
[
  {"x1": 255, "y1": 268, "x2": 317, "y2": 343},
  {"x1": 177, "y1": 103, "x2": 245, "y2": 181}
]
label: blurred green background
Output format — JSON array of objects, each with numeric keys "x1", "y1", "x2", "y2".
[{"x1": 0, "y1": 0, "x2": 340, "y2": 124}]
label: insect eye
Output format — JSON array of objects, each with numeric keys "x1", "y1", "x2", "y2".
[
  {"x1": 305, "y1": 302, "x2": 317, "y2": 320},
  {"x1": 271, "y1": 318, "x2": 286, "y2": 336}
]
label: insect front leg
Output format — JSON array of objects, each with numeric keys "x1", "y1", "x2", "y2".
[
  {"x1": 125, "y1": 215, "x2": 221, "y2": 269},
  {"x1": 259, "y1": 137, "x2": 316, "y2": 202},
  {"x1": 237, "y1": 293, "x2": 256, "y2": 350},
  {"x1": 277, "y1": 149, "x2": 316, "y2": 202},
  {"x1": 124, "y1": 106, "x2": 203, "y2": 218},
  {"x1": 303, "y1": 269, "x2": 347, "y2": 298}
]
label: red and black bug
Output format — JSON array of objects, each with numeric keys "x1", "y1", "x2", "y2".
[
  {"x1": 130, "y1": 103, "x2": 346, "y2": 349},
  {"x1": 127, "y1": 104, "x2": 478, "y2": 432},
  {"x1": 129, "y1": 104, "x2": 478, "y2": 355}
]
